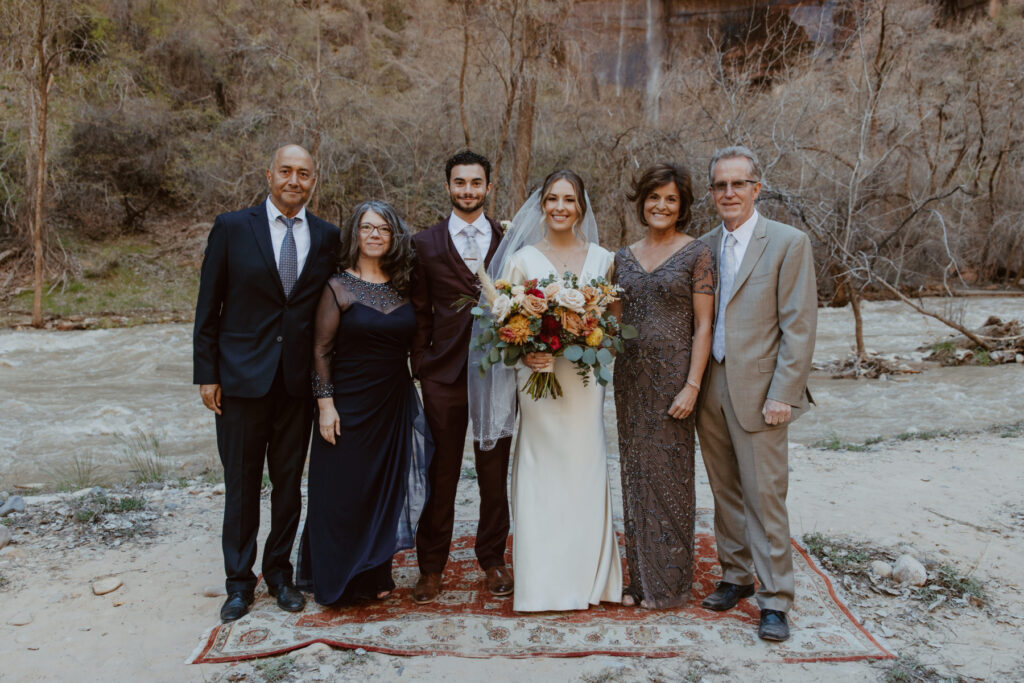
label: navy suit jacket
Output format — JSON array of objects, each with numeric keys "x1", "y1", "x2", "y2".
[{"x1": 193, "y1": 203, "x2": 341, "y2": 398}]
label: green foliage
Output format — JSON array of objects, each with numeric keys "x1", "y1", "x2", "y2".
[
  {"x1": 48, "y1": 454, "x2": 108, "y2": 492},
  {"x1": 884, "y1": 653, "x2": 965, "y2": 683},
  {"x1": 801, "y1": 532, "x2": 870, "y2": 573},
  {"x1": 254, "y1": 656, "x2": 295, "y2": 683},
  {"x1": 813, "y1": 432, "x2": 879, "y2": 451},
  {"x1": 932, "y1": 563, "x2": 985, "y2": 601},
  {"x1": 116, "y1": 428, "x2": 167, "y2": 484}
]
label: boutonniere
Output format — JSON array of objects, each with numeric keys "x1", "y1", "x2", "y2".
[{"x1": 500, "y1": 220, "x2": 512, "y2": 234}]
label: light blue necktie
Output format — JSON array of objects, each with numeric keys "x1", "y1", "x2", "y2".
[
  {"x1": 277, "y1": 215, "x2": 298, "y2": 297},
  {"x1": 712, "y1": 232, "x2": 737, "y2": 362}
]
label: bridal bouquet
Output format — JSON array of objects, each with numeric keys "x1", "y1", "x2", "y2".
[{"x1": 469, "y1": 271, "x2": 637, "y2": 400}]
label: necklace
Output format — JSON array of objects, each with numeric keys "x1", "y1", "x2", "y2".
[{"x1": 542, "y1": 239, "x2": 585, "y2": 274}]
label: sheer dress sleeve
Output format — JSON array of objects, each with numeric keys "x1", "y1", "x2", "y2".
[
  {"x1": 311, "y1": 277, "x2": 354, "y2": 398},
  {"x1": 692, "y1": 243, "x2": 715, "y2": 296}
]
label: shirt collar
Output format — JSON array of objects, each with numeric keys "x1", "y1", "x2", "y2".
[
  {"x1": 449, "y1": 211, "x2": 487, "y2": 235},
  {"x1": 722, "y1": 209, "x2": 758, "y2": 249},
  {"x1": 267, "y1": 196, "x2": 307, "y2": 227}
]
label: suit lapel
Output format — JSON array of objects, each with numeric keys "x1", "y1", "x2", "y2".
[
  {"x1": 248, "y1": 207, "x2": 285, "y2": 299},
  {"x1": 730, "y1": 215, "x2": 768, "y2": 301},
  {"x1": 484, "y1": 217, "x2": 503, "y2": 267},
  {"x1": 707, "y1": 226, "x2": 723, "y2": 310},
  {"x1": 291, "y1": 212, "x2": 325, "y2": 297}
]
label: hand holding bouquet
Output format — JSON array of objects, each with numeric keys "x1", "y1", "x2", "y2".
[{"x1": 469, "y1": 270, "x2": 637, "y2": 400}]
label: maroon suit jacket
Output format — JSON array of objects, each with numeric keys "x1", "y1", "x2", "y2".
[{"x1": 410, "y1": 216, "x2": 503, "y2": 385}]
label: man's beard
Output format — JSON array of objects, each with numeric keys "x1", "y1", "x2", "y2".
[{"x1": 450, "y1": 193, "x2": 486, "y2": 214}]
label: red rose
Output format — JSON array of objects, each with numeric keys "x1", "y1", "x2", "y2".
[
  {"x1": 525, "y1": 288, "x2": 544, "y2": 298},
  {"x1": 541, "y1": 315, "x2": 561, "y2": 336},
  {"x1": 547, "y1": 336, "x2": 562, "y2": 352}
]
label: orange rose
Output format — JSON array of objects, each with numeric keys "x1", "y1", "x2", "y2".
[
  {"x1": 560, "y1": 310, "x2": 586, "y2": 336},
  {"x1": 521, "y1": 294, "x2": 547, "y2": 317}
]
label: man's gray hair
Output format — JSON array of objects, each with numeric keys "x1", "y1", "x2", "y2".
[{"x1": 708, "y1": 145, "x2": 762, "y2": 183}]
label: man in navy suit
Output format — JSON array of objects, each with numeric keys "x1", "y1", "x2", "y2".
[{"x1": 193, "y1": 144, "x2": 340, "y2": 622}]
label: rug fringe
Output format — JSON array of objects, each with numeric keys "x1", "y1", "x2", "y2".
[{"x1": 186, "y1": 622, "x2": 218, "y2": 664}]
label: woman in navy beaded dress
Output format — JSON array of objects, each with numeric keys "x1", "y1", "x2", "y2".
[{"x1": 296, "y1": 200, "x2": 431, "y2": 606}]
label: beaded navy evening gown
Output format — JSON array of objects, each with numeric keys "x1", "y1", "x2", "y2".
[{"x1": 296, "y1": 272, "x2": 431, "y2": 606}]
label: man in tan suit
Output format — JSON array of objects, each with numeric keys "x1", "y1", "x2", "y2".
[{"x1": 696, "y1": 145, "x2": 817, "y2": 642}]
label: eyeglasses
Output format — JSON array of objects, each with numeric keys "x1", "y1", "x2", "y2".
[
  {"x1": 358, "y1": 223, "x2": 393, "y2": 236},
  {"x1": 710, "y1": 179, "x2": 759, "y2": 194}
]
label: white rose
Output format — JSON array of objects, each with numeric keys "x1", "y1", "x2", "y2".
[
  {"x1": 490, "y1": 294, "x2": 512, "y2": 323},
  {"x1": 511, "y1": 285, "x2": 526, "y2": 296},
  {"x1": 554, "y1": 287, "x2": 586, "y2": 314},
  {"x1": 543, "y1": 281, "x2": 562, "y2": 298}
]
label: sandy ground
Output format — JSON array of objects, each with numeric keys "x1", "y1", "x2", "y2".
[{"x1": 2, "y1": 425, "x2": 1022, "y2": 683}]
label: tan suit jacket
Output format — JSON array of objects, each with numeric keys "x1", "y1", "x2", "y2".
[{"x1": 699, "y1": 214, "x2": 817, "y2": 432}]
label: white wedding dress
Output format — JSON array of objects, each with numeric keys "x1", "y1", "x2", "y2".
[{"x1": 504, "y1": 243, "x2": 623, "y2": 611}]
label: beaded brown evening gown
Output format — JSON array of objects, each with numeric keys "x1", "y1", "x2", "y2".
[{"x1": 613, "y1": 240, "x2": 714, "y2": 608}]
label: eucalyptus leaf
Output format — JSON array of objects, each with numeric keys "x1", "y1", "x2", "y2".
[
  {"x1": 596, "y1": 348, "x2": 613, "y2": 365},
  {"x1": 471, "y1": 306, "x2": 485, "y2": 317},
  {"x1": 563, "y1": 345, "x2": 584, "y2": 362},
  {"x1": 598, "y1": 365, "x2": 612, "y2": 383},
  {"x1": 621, "y1": 324, "x2": 639, "y2": 340},
  {"x1": 505, "y1": 345, "x2": 522, "y2": 362},
  {"x1": 582, "y1": 348, "x2": 597, "y2": 365},
  {"x1": 489, "y1": 347, "x2": 501, "y2": 363},
  {"x1": 481, "y1": 329, "x2": 495, "y2": 344}
]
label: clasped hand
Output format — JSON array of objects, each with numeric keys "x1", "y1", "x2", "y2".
[
  {"x1": 523, "y1": 352, "x2": 554, "y2": 372},
  {"x1": 319, "y1": 402, "x2": 341, "y2": 445}
]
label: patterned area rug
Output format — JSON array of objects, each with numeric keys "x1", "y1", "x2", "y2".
[{"x1": 189, "y1": 510, "x2": 893, "y2": 663}]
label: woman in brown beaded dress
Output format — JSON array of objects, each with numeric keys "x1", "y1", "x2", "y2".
[{"x1": 612, "y1": 163, "x2": 715, "y2": 608}]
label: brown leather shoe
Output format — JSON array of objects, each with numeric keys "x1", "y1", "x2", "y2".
[
  {"x1": 412, "y1": 573, "x2": 442, "y2": 605},
  {"x1": 484, "y1": 566, "x2": 514, "y2": 596}
]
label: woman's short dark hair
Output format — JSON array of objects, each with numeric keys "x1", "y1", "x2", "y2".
[
  {"x1": 339, "y1": 200, "x2": 415, "y2": 296},
  {"x1": 540, "y1": 169, "x2": 588, "y2": 228},
  {"x1": 626, "y1": 163, "x2": 694, "y2": 233}
]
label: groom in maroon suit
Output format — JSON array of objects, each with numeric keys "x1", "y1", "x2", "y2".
[{"x1": 410, "y1": 150, "x2": 514, "y2": 603}]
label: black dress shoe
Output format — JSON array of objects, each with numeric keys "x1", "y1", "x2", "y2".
[
  {"x1": 701, "y1": 581, "x2": 756, "y2": 611},
  {"x1": 267, "y1": 581, "x2": 306, "y2": 612},
  {"x1": 220, "y1": 592, "x2": 254, "y2": 623},
  {"x1": 759, "y1": 609, "x2": 790, "y2": 641}
]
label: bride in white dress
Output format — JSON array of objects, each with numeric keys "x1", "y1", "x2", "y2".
[{"x1": 470, "y1": 170, "x2": 622, "y2": 612}]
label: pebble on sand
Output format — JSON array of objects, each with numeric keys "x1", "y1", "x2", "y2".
[
  {"x1": 0, "y1": 526, "x2": 12, "y2": 550},
  {"x1": 8, "y1": 613, "x2": 33, "y2": 626},
  {"x1": 870, "y1": 560, "x2": 893, "y2": 579},
  {"x1": 893, "y1": 554, "x2": 928, "y2": 586},
  {"x1": 0, "y1": 495, "x2": 26, "y2": 516},
  {"x1": 203, "y1": 585, "x2": 227, "y2": 598},
  {"x1": 92, "y1": 576, "x2": 124, "y2": 595}
]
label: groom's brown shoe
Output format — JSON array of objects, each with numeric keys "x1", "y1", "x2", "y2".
[
  {"x1": 484, "y1": 567, "x2": 514, "y2": 596},
  {"x1": 413, "y1": 573, "x2": 442, "y2": 605}
]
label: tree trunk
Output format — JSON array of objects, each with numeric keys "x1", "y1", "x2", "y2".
[
  {"x1": 643, "y1": 0, "x2": 664, "y2": 126},
  {"x1": 458, "y1": 0, "x2": 472, "y2": 148},
  {"x1": 310, "y1": 0, "x2": 322, "y2": 213},
  {"x1": 510, "y1": 74, "x2": 536, "y2": 210},
  {"x1": 849, "y1": 284, "x2": 866, "y2": 361},
  {"x1": 32, "y1": 0, "x2": 49, "y2": 328}
]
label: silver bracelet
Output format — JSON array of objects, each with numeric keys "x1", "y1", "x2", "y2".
[{"x1": 685, "y1": 379, "x2": 701, "y2": 390}]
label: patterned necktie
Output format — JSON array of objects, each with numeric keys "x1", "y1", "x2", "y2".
[
  {"x1": 712, "y1": 232, "x2": 737, "y2": 363},
  {"x1": 277, "y1": 215, "x2": 298, "y2": 298},
  {"x1": 461, "y1": 224, "x2": 482, "y2": 272}
]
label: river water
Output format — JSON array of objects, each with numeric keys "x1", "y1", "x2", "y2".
[{"x1": 2, "y1": 297, "x2": 1023, "y2": 486}]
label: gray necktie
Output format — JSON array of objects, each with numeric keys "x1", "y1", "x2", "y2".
[
  {"x1": 712, "y1": 232, "x2": 737, "y2": 363},
  {"x1": 461, "y1": 225, "x2": 482, "y2": 272},
  {"x1": 277, "y1": 215, "x2": 298, "y2": 297}
]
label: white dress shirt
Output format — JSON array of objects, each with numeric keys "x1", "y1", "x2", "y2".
[
  {"x1": 448, "y1": 212, "x2": 492, "y2": 263},
  {"x1": 721, "y1": 209, "x2": 759, "y2": 271},
  {"x1": 266, "y1": 196, "x2": 311, "y2": 275}
]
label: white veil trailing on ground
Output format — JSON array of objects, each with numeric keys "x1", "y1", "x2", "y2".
[{"x1": 468, "y1": 186, "x2": 601, "y2": 451}]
